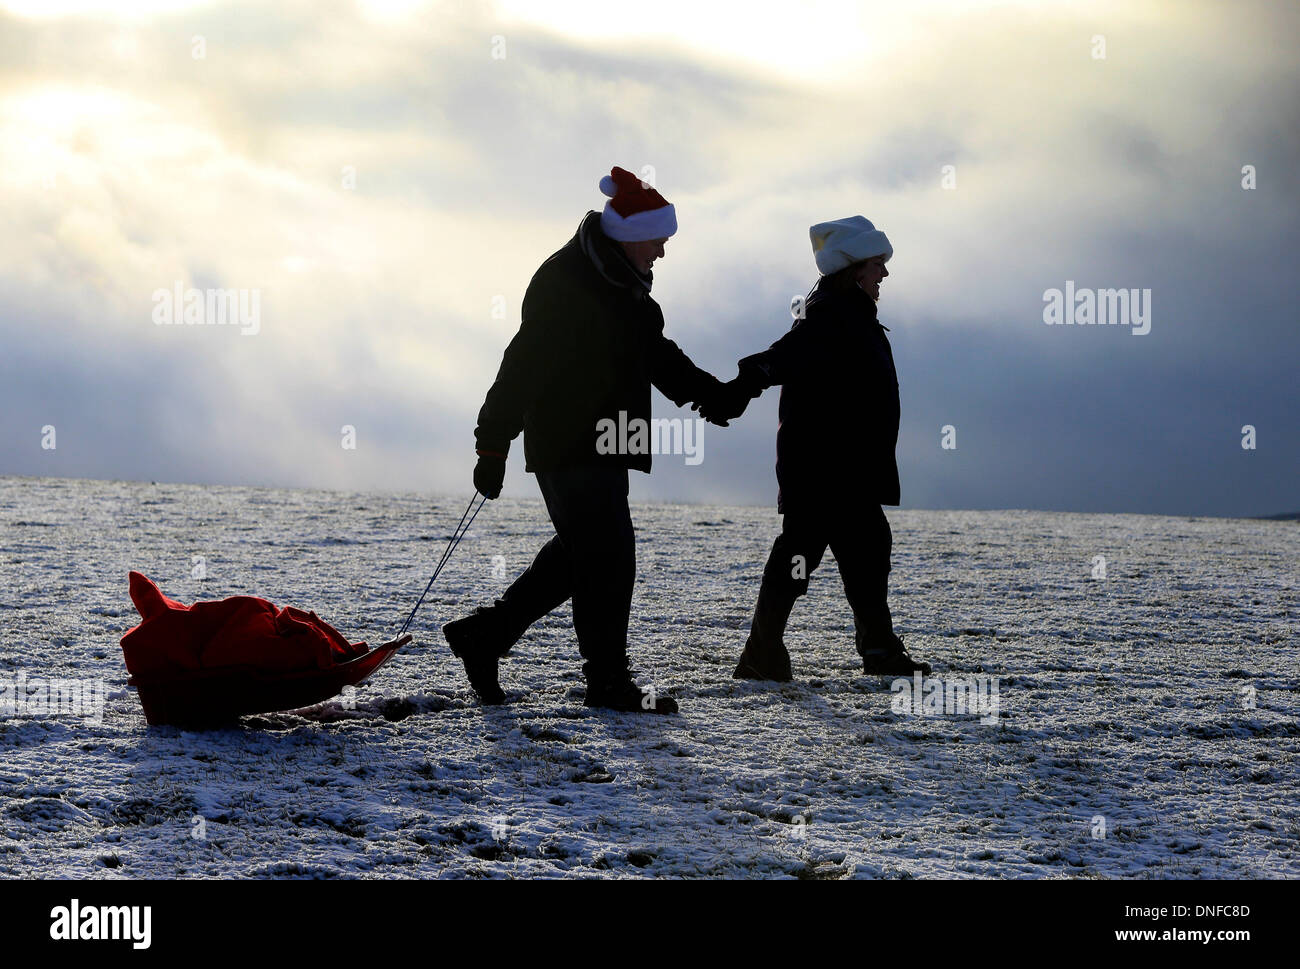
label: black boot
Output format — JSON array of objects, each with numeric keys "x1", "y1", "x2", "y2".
[
  {"x1": 856, "y1": 629, "x2": 931, "y2": 676},
  {"x1": 733, "y1": 585, "x2": 795, "y2": 682},
  {"x1": 584, "y1": 673, "x2": 679, "y2": 714},
  {"x1": 442, "y1": 605, "x2": 523, "y2": 705}
]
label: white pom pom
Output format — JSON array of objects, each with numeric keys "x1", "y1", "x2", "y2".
[{"x1": 599, "y1": 174, "x2": 618, "y2": 198}]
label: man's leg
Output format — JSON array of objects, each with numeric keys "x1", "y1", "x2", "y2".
[
  {"x1": 535, "y1": 465, "x2": 636, "y2": 686},
  {"x1": 734, "y1": 514, "x2": 829, "y2": 681},
  {"x1": 443, "y1": 490, "x2": 575, "y2": 705},
  {"x1": 489, "y1": 534, "x2": 574, "y2": 648},
  {"x1": 536, "y1": 466, "x2": 677, "y2": 713}
]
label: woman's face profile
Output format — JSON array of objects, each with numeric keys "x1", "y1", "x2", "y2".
[
  {"x1": 852, "y1": 256, "x2": 889, "y2": 300},
  {"x1": 847, "y1": 257, "x2": 889, "y2": 299}
]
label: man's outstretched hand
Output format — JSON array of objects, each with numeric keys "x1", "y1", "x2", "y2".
[{"x1": 473, "y1": 453, "x2": 506, "y2": 499}]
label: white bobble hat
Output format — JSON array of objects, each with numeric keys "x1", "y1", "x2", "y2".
[{"x1": 809, "y1": 216, "x2": 892, "y2": 275}]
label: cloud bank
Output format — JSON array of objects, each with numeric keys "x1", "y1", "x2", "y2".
[{"x1": 1, "y1": 0, "x2": 1296, "y2": 516}]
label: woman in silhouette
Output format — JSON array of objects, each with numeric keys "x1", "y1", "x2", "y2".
[{"x1": 699, "y1": 216, "x2": 931, "y2": 681}]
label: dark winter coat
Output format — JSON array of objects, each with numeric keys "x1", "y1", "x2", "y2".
[
  {"x1": 475, "y1": 212, "x2": 719, "y2": 473},
  {"x1": 738, "y1": 281, "x2": 901, "y2": 512}
]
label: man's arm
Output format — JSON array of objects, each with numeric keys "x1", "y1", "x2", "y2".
[
  {"x1": 474, "y1": 286, "x2": 558, "y2": 458},
  {"x1": 649, "y1": 330, "x2": 724, "y2": 411},
  {"x1": 696, "y1": 316, "x2": 829, "y2": 424}
]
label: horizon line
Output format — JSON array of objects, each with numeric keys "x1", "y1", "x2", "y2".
[{"x1": 1, "y1": 472, "x2": 1294, "y2": 523}]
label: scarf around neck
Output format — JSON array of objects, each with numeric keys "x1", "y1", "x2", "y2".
[{"x1": 577, "y1": 210, "x2": 653, "y2": 297}]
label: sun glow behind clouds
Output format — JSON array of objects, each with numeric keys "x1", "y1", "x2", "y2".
[
  {"x1": 0, "y1": 0, "x2": 211, "y2": 17},
  {"x1": 0, "y1": 85, "x2": 216, "y2": 190},
  {"x1": 355, "y1": 0, "x2": 435, "y2": 22},
  {"x1": 491, "y1": 0, "x2": 1012, "y2": 80}
]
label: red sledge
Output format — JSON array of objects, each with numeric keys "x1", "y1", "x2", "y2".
[{"x1": 119, "y1": 571, "x2": 410, "y2": 727}]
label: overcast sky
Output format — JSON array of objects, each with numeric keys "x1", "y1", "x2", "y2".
[{"x1": 1, "y1": 0, "x2": 1296, "y2": 516}]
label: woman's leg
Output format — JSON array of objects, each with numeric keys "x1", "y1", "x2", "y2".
[
  {"x1": 833, "y1": 505, "x2": 930, "y2": 674},
  {"x1": 830, "y1": 504, "x2": 894, "y2": 652},
  {"x1": 734, "y1": 514, "x2": 829, "y2": 681}
]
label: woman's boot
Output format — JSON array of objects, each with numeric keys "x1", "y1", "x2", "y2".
[
  {"x1": 733, "y1": 583, "x2": 796, "y2": 681},
  {"x1": 856, "y1": 621, "x2": 931, "y2": 676}
]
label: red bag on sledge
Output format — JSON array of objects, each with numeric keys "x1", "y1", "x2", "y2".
[{"x1": 119, "y1": 571, "x2": 408, "y2": 726}]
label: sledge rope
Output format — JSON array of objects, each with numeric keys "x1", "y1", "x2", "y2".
[{"x1": 397, "y1": 491, "x2": 488, "y2": 638}]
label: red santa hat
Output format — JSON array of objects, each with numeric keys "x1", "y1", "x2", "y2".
[{"x1": 599, "y1": 166, "x2": 678, "y2": 242}]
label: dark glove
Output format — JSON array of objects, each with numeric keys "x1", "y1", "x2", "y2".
[
  {"x1": 473, "y1": 452, "x2": 506, "y2": 499},
  {"x1": 688, "y1": 375, "x2": 729, "y2": 426},
  {"x1": 691, "y1": 391, "x2": 730, "y2": 426},
  {"x1": 693, "y1": 377, "x2": 758, "y2": 426}
]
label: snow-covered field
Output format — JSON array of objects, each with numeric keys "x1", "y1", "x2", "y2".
[{"x1": 0, "y1": 475, "x2": 1295, "y2": 879}]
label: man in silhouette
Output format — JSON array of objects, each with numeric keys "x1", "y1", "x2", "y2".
[{"x1": 444, "y1": 167, "x2": 726, "y2": 713}]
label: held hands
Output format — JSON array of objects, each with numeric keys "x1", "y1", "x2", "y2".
[
  {"x1": 693, "y1": 377, "x2": 758, "y2": 426},
  {"x1": 473, "y1": 453, "x2": 506, "y2": 499}
]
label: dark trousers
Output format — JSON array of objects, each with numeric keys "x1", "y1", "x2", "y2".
[
  {"x1": 758, "y1": 504, "x2": 894, "y2": 650},
  {"x1": 490, "y1": 466, "x2": 635, "y2": 682}
]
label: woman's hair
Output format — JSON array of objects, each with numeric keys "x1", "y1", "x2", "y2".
[{"x1": 816, "y1": 259, "x2": 869, "y2": 297}]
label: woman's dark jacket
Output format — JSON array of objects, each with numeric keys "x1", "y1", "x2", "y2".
[{"x1": 737, "y1": 282, "x2": 901, "y2": 512}]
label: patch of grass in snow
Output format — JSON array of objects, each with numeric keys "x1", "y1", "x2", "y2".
[{"x1": 109, "y1": 788, "x2": 199, "y2": 826}]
